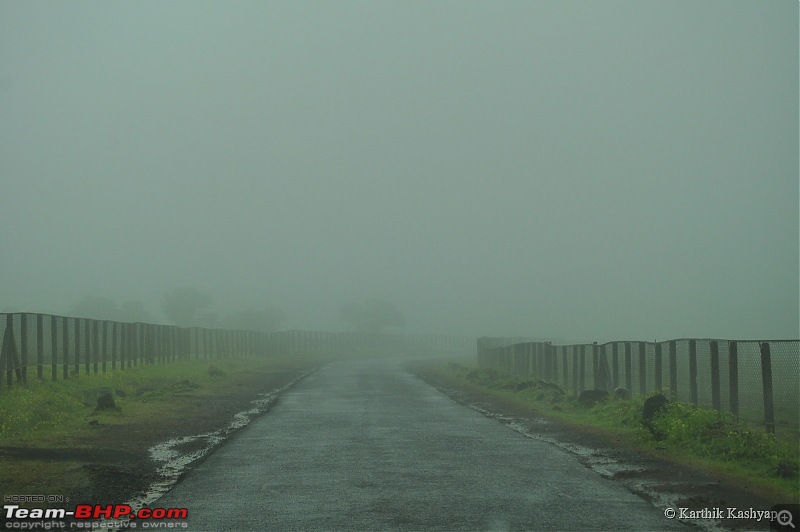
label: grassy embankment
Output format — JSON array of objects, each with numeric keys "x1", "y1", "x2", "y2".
[
  {"x1": 432, "y1": 359, "x2": 799, "y2": 503},
  {"x1": 0, "y1": 353, "x2": 323, "y2": 497}
]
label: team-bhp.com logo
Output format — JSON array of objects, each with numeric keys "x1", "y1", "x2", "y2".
[{"x1": 4, "y1": 504, "x2": 187, "y2": 521}]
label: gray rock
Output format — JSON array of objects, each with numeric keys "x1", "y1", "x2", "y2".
[{"x1": 578, "y1": 389, "x2": 609, "y2": 407}]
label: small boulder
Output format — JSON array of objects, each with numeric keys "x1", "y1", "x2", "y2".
[
  {"x1": 776, "y1": 461, "x2": 799, "y2": 479},
  {"x1": 95, "y1": 391, "x2": 118, "y2": 412},
  {"x1": 578, "y1": 389, "x2": 609, "y2": 407},
  {"x1": 642, "y1": 393, "x2": 670, "y2": 438},
  {"x1": 613, "y1": 387, "x2": 631, "y2": 400}
]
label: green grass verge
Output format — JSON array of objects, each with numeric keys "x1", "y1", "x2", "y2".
[
  {"x1": 0, "y1": 354, "x2": 319, "y2": 448},
  {"x1": 438, "y1": 361, "x2": 799, "y2": 503}
]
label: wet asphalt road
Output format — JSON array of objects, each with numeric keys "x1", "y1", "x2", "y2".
[{"x1": 153, "y1": 359, "x2": 682, "y2": 531}]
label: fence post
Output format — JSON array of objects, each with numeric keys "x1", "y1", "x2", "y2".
[
  {"x1": 654, "y1": 342, "x2": 662, "y2": 391},
  {"x1": 611, "y1": 343, "x2": 619, "y2": 389},
  {"x1": 84, "y1": 318, "x2": 91, "y2": 375},
  {"x1": 51, "y1": 315, "x2": 58, "y2": 381},
  {"x1": 63, "y1": 318, "x2": 70, "y2": 379},
  {"x1": 20, "y1": 313, "x2": 28, "y2": 383},
  {"x1": 592, "y1": 343, "x2": 598, "y2": 389},
  {"x1": 689, "y1": 339, "x2": 698, "y2": 405},
  {"x1": 572, "y1": 346, "x2": 578, "y2": 395},
  {"x1": 759, "y1": 342, "x2": 775, "y2": 434},
  {"x1": 36, "y1": 314, "x2": 44, "y2": 380},
  {"x1": 111, "y1": 322, "x2": 118, "y2": 370},
  {"x1": 562, "y1": 346, "x2": 568, "y2": 390},
  {"x1": 127, "y1": 323, "x2": 134, "y2": 369},
  {"x1": 624, "y1": 342, "x2": 632, "y2": 393},
  {"x1": 101, "y1": 321, "x2": 108, "y2": 373},
  {"x1": 579, "y1": 345, "x2": 586, "y2": 392},
  {"x1": 2, "y1": 314, "x2": 23, "y2": 386},
  {"x1": 92, "y1": 320, "x2": 99, "y2": 374},
  {"x1": 134, "y1": 322, "x2": 141, "y2": 366},
  {"x1": 74, "y1": 318, "x2": 81, "y2": 376},
  {"x1": 728, "y1": 341, "x2": 739, "y2": 422},
  {"x1": 669, "y1": 340, "x2": 677, "y2": 398},
  {"x1": 638, "y1": 342, "x2": 646, "y2": 395},
  {"x1": 710, "y1": 340, "x2": 721, "y2": 413}
]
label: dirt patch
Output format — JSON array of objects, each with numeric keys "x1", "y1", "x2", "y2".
[
  {"x1": 411, "y1": 362, "x2": 793, "y2": 531},
  {"x1": 0, "y1": 366, "x2": 314, "y2": 518}
]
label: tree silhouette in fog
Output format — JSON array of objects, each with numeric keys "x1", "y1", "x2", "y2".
[
  {"x1": 162, "y1": 286, "x2": 213, "y2": 327},
  {"x1": 222, "y1": 307, "x2": 287, "y2": 332},
  {"x1": 72, "y1": 295, "x2": 156, "y2": 323},
  {"x1": 340, "y1": 298, "x2": 405, "y2": 333}
]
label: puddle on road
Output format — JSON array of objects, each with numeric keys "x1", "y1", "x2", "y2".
[{"x1": 125, "y1": 371, "x2": 311, "y2": 512}]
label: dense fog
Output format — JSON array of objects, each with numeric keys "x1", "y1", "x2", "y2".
[{"x1": 1, "y1": 1, "x2": 797, "y2": 342}]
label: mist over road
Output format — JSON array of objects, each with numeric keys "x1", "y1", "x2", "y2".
[{"x1": 154, "y1": 359, "x2": 681, "y2": 530}]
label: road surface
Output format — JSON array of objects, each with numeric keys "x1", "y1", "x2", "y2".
[{"x1": 151, "y1": 359, "x2": 682, "y2": 530}]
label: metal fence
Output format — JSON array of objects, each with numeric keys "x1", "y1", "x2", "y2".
[
  {"x1": 0, "y1": 312, "x2": 473, "y2": 389},
  {"x1": 477, "y1": 336, "x2": 799, "y2": 434}
]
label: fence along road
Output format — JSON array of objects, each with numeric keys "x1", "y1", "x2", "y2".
[
  {"x1": 0, "y1": 311, "x2": 474, "y2": 387},
  {"x1": 477, "y1": 337, "x2": 800, "y2": 435},
  {"x1": 149, "y1": 358, "x2": 682, "y2": 530}
]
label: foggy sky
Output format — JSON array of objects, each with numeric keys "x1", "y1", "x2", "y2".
[{"x1": 1, "y1": 1, "x2": 797, "y2": 342}]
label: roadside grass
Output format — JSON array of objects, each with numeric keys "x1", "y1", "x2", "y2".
[
  {"x1": 435, "y1": 361, "x2": 800, "y2": 503},
  {"x1": 0, "y1": 353, "x2": 320, "y2": 448}
]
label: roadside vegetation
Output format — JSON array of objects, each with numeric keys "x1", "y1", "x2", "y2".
[
  {"x1": 434, "y1": 361, "x2": 799, "y2": 503},
  {"x1": 0, "y1": 353, "x2": 323, "y2": 501},
  {"x1": 0, "y1": 354, "x2": 319, "y2": 447}
]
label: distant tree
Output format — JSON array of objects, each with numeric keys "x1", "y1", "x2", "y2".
[
  {"x1": 118, "y1": 300, "x2": 156, "y2": 323},
  {"x1": 162, "y1": 286, "x2": 213, "y2": 327},
  {"x1": 195, "y1": 310, "x2": 220, "y2": 329},
  {"x1": 340, "y1": 298, "x2": 405, "y2": 333},
  {"x1": 71, "y1": 296, "x2": 157, "y2": 323},
  {"x1": 71, "y1": 295, "x2": 120, "y2": 320},
  {"x1": 222, "y1": 307, "x2": 287, "y2": 332}
]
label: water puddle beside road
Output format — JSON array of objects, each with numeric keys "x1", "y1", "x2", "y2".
[{"x1": 124, "y1": 371, "x2": 311, "y2": 512}]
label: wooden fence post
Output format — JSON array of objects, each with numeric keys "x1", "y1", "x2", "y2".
[
  {"x1": 654, "y1": 342, "x2": 662, "y2": 391},
  {"x1": 20, "y1": 313, "x2": 28, "y2": 383},
  {"x1": 728, "y1": 341, "x2": 739, "y2": 422},
  {"x1": 669, "y1": 340, "x2": 677, "y2": 398},
  {"x1": 84, "y1": 318, "x2": 91, "y2": 375},
  {"x1": 74, "y1": 318, "x2": 81, "y2": 376},
  {"x1": 2, "y1": 314, "x2": 23, "y2": 386},
  {"x1": 689, "y1": 339, "x2": 698, "y2": 405},
  {"x1": 710, "y1": 340, "x2": 721, "y2": 412},
  {"x1": 92, "y1": 320, "x2": 99, "y2": 374},
  {"x1": 111, "y1": 322, "x2": 118, "y2": 370},
  {"x1": 127, "y1": 323, "x2": 134, "y2": 369},
  {"x1": 101, "y1": 321, "x2": 108, "y2": 373},
  {"x1": 51, "y1": 315, "x2": 58, "y2": 381},
  {"x1": 638, "y1": 342, "x2": 646, "y2": 395},
  {"x1": 63, "y1": 318, "x2": 70, "y2": 379},
  {"x1": 36, "y1": 314, "x2": 44, "y2": 380},
  {"x1": 579, "y1": 345, "x2": 586, "y2": 392},
  {"x1": 759, "y1": 342, "x2": 775, "y2": 434},
  {"x1": 611, "y1": 343, "x2": 619, "y2": 389},
  {"x1": 572, "y1": 346, "x2": 578, "y2": 395},
  {"x1": 624, "y1": 342, "x2": 632, "y2": 393}
]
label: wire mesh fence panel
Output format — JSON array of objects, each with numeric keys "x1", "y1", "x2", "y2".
[
  {"x1": 768, "y1": 340, "x2": 800, "y2": 432},
  {"x1": 737, "y1": 341, "x2": 766, "y2": 426},
  {"x1": 673, "y1": 340, "x2": 691, "y2": 402},
  {"x1": 475, "y1": 335, "x2": 799, "y2": 434},
  {"x1": 717, "y1": 340, "x2": 731, "y2": 417},
  {"x1": 644, "y1": 343, "x2": 656, "y2": 395}
]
